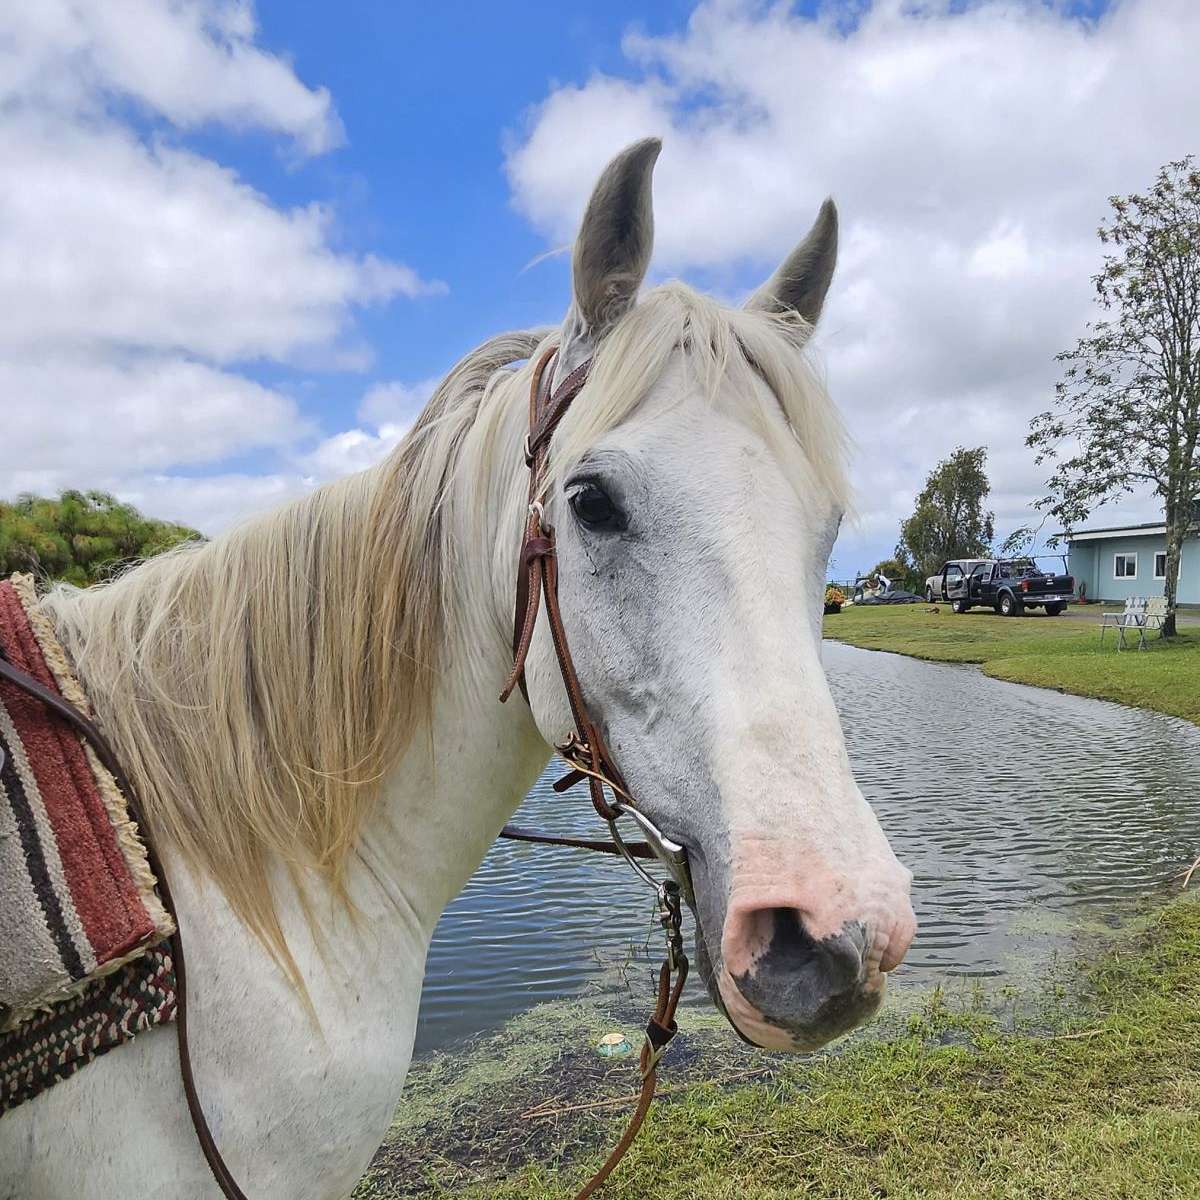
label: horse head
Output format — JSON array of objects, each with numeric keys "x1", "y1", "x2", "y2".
[{"x1": 516, "y1": 139, "x2": 916, "y2": 1052}]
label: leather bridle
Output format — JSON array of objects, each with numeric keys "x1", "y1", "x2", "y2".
[
  {"x1": 0, "y1": 344, "x2": 692, "y2": 1200},
  {"x1": 495, "y1": 345, "x2": 693, "y2": 1199},
  {"x1": 497, "y1": 347, "x2": 694, "y2": 897}
]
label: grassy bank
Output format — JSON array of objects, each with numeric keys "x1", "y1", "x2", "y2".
[
  {"x1": 362, "y1": 896, "x2": 1200, "y2": 1199},
  {"x1": 822, "y1": 604, "x2": 1200, "y2": 726}
]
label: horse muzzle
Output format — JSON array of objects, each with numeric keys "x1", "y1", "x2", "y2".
[
  {"x1": 717, "y1": 913, "x2": 885, "y2": 1050},
  {"x1": 701, "y1": 860, "x2": 916, "y2": 1052}
]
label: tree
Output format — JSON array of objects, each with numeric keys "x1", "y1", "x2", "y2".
[
  {"x1": 895, "y1": 447, "x2": 995, "y2": 579},
  {"x1": 0, "y1": 490, "x2": 201, "y2": 586},
  {"x1": 1027, "y1": 158, "x2": 1200, "y2": 638}
]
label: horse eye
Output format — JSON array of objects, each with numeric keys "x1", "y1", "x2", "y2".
[{"x1": 568, "y1": 482, "x2": 623, "y2": 530}]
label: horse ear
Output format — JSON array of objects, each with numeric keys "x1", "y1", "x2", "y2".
[
  {"x1": 745, "y1": 199, "x2": 838, "y2": 326},
  {"x1": 558, "y1": 138, "x2": 660, "y2": 373}
]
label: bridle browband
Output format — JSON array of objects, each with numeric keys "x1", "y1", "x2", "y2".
[{"x1": 0, "y1": 344, "x2": 692, "y2": 1200}]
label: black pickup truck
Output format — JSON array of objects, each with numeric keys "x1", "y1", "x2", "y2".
[{"x1": 933, "y1": 557, "x2": 1075, "y2": 616}]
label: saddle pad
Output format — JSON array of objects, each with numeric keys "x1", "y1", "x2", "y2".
[
  {"x1": 0, "y1": 573, "x2": 174, "y2": 1031},
  {"x1": 0, "y1": 945, "x2": 176, "y2": 1115}
]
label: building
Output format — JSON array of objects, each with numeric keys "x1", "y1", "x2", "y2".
[{"x1": 1064, "y1": 522, "x2": 1200, "y2": 605}]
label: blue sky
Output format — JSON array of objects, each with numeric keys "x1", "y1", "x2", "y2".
[
  {"x1": 1, "y1": 0, "x2": 1196, "y2": 576},
  {"x1": 206, "y1": 0, "x2": 741, "y2": 423}
]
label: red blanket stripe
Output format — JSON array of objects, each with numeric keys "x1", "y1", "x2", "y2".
[{"x1": 0, "y1": 583, "x2": 154, "y2": 962}]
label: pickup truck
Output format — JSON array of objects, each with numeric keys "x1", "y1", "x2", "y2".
[{"x1": 929, "y1": 557, "x2": 1075, "y2": 616}]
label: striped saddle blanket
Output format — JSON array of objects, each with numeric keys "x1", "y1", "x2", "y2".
[{"x1": 0, "y1": 573, "x2": 176, "y2": 1113}]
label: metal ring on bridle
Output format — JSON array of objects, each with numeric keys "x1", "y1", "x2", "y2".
[{"x1": 606, "y1": 815, "x2": 664, "y2": 892}]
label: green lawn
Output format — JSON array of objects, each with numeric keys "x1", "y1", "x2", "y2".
[
  {"x1": 358, "y1": 604, "x2": 1200, "y2": 1200},
  {"x1": 363, "y1": 897, "x2": 1200, "y2": 1199},
  {"x1": 822, "y1": 605, "x2": 1200, "y2": 727}
]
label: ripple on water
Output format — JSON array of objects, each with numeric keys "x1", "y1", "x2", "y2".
[{"x1": 414, "y1": 641, "x2": 1200, "y2": 1051}]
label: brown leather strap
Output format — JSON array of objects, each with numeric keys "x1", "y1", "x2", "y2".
[
  {"x1": 526, "y1": 357, "x2": 592, "y2": 463},
  {"x1": 499, "y1": 349, "x2": 626, "y2": 824},
  {"x1": 0, "y1": 652, "x2": 250, "y2": 1200},
  {"x1": 497, "y1": 824, "x2": 656, "y2": 860},
  {"x1": 572, "y1": 953, "x2": 687, "y2": 1200},
  {"x1": 495, "y1": 346, "x2": 692, "y2": 1198}
]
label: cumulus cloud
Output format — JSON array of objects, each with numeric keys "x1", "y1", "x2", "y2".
[
  {"x1": 40, "y1": 373, "x2": 433, "y2": 535},
  {"x1": 0, "y1": 0, "x2": 341, "y2": 154},
  {"x1": 506, "y1": 0, "x2": 1200, "y2": 567},
  {"x1": 0, "y1": 0, "x2": 442, "y2": 528},
  {"x1": 358, "y1": 378, "x2": 440, "y2": 426},
  {"x1": 0, "y1": 357, "x2": 305, "y2": 486}
]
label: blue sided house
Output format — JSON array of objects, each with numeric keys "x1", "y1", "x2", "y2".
[{"x1": 1065, "y1": 520, "x2": 1200, "y2": 606}]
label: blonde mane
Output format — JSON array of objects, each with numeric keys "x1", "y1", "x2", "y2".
[{"x1": 39, "y1": 284, "x2": 847, "y2": 977}]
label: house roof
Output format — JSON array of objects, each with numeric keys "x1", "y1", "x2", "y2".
[{"x1": 1060, "y1": 522, "x2": 1167, "y2": 542}]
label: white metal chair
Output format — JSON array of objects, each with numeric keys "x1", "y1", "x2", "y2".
[
  {"x1": 1100, "y1": 596, "x2": 1168, "y2": 651},
  {"x1": 1136, "y1": 596, "x2": 1171, "y2": 649}
]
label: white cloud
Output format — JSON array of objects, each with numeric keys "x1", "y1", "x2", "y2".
[
  {"x1": 358, "y1": 378, "x2": 439, "y2": 426},
  {"x1": 64, "y1": 372, "x2": 436, "y2": 536},
  {"x1": 0, "y1": 357, "x2": 305, "y2": 491},
  {"x1": 0, "y1": 1, "x2": 442, "y2": 523},
  {"x1": 297, "y1": 423, "x2": 409, "y2": 482},
  {"x1": 0, "y1": 0, "x2": 341, "y2": 154},
  {"x1": 0, "y1": 117, "x2": 438, "y2": 366},
  {"x1": 506, "y1": 0, "x2": 1200, "y2": 569},
  {"x1": 89, "y1": 472, "x2": 307, "y2": 535}
]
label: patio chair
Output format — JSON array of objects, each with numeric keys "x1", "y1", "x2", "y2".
[
  {"x1": 1136, "y1": 596, "x2": 1171, "y2": 649},
  {"x1": 1100, "y1": 596, "x2": 1169, "y2": 651}
]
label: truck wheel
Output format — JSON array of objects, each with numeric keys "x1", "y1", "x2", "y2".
[
  {"x1": 999, "y1": 592, "x2": 1022, "y2": 617},
  {"x1": 926, "y1": 586, "x2": 934, "y2": 602},
  {"x1": 952, "y1": 599, "x2": 970, "y2": 613},
  {"x1": 1045, "y1": 603, "x2": 1065, "y2": 616}
]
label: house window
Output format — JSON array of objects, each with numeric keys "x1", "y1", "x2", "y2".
[
  {"x1": 1154, "y1": 552, "x2": 1168, "y2": 580},
  {"x1": 1114, "y1": 553, "x2": 1138, "y2": 579}
]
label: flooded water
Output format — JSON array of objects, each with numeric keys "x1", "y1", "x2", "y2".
[{"x1": 414, "y1": 641, "x2": 1200, "y2": 1052}]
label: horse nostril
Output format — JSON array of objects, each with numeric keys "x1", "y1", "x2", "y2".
[
  {"x1": 759, "y1": 908, "x2": 863, "y2": 992},
  {"x1": 764, "y1": 908, "x2": 819, "y2": 969},
  {"x1": 727, "y1": 906, "x2": 868, "y2": 1035}
]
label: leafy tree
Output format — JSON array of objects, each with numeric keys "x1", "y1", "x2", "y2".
[
  {"x1": 895, "y1": 447, "x2": 995, "y2": 579},
  {"x1": 1027, "y1": 158, "x2": 1200, "y2": 637},
  {"x1": 0, "y1": 490, "x2": 201, "y2": 586}
]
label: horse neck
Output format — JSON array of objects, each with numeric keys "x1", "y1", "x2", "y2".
[
  {"x1": 350, "y1": 398, "x2": 548, "y2": 938},
  {"x1": 354, "y1": 657, "x2": 548, "y2": 943}
]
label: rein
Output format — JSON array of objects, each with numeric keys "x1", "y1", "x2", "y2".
[
  {"x1": 496, "y1": 346, "x2": 692, "y2": 1199},
  {"x1": 0, "y1": 344, "x2": 690, "y2": 1200}
]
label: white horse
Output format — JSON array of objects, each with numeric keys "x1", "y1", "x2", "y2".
[{"x1": 1, "y1": 139, "x2": 914, "y2": 1199}]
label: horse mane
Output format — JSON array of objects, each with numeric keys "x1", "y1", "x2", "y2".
[
  {"x1": 40, "y1": 329, "x2": 546, "y2": 981},
  {"x1": 38, "y1": 284, "x2": 847, "y2": 981}
]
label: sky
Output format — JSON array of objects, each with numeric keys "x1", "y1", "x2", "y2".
[{"x1": 1, "y1": 0, "x2": 1197, "y2": 579}]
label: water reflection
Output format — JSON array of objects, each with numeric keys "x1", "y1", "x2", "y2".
[{"x1": 415, "y1": 641, "x2": 1200, "y2": 1051}]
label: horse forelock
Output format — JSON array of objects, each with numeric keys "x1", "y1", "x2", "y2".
[{"x1": 546, "y1": 283, "x2": 850, "y2": 515}]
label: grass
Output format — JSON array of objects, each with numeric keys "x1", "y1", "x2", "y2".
[
  {"x1": 360, "y1": 896, "x2": 1200, "y2": 1199},
  {"x1": 822, "y1": 604, "x2": 1200, "y2": 726},
  {"x1": 354, "y1": 605, "x2": 1200, "y2": 1199}
]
